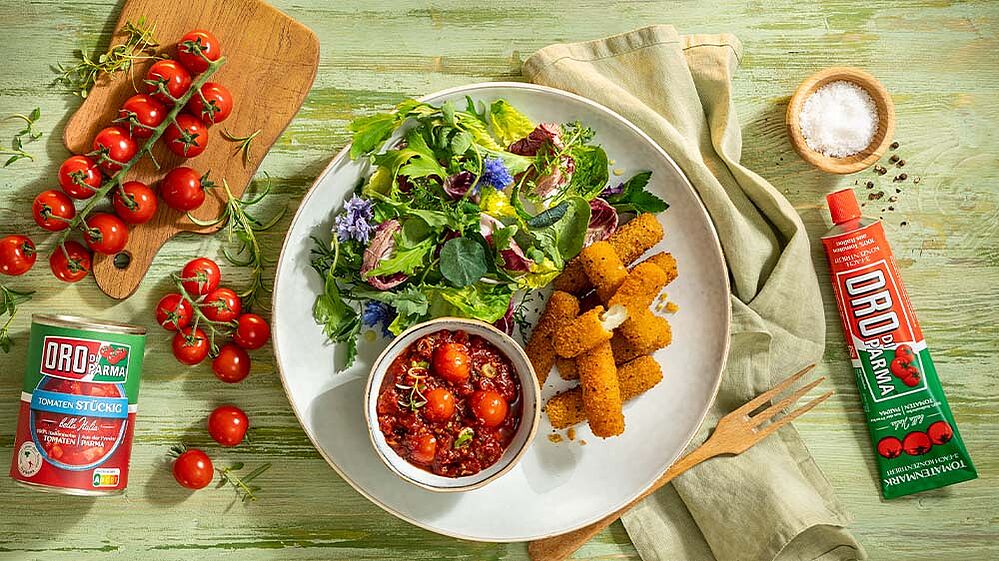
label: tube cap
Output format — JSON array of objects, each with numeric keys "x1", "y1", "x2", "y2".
[{"x1": 827, "y1": 188, "x2": 861, "y2": 225}]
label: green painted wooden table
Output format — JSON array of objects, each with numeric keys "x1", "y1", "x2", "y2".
[{"x1": 1, "y1": 1, "x2": 996, "y2": 559}]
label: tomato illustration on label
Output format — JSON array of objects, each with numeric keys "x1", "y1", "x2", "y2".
[
  {"x1": 927, "y1": 421, "x2": 953, "y2": 445},
  {"x1": 902, "y1": 431, "x2": 932, "y2": 456},
  {"x1": 877, "y1": 436, "x2": 904, "y2": 459}
]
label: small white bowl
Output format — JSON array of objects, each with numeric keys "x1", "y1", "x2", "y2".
[{"x1": 363, "y1": 317, "x2": 541, "y2": 492}]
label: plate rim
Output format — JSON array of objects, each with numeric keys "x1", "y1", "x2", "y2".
[{"x1": 271, "y1": 81, "x2": 732, "y2": 542}]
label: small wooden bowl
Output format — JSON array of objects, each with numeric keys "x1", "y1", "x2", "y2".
[{"x1": 786, "y1": 67, "x2": 895, "y2": 174}]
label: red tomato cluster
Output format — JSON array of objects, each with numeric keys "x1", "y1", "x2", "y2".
[
  {"x1": 171, "y1": 404, "x2": 251, "y2": 490},
  {"x1": 156, "y1": 257, "x2": 270, "y2": 380},
  {"x1": 888, "y1": 344, "x2": 921, "y2": 387}
]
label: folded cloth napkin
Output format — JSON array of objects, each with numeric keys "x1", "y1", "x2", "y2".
[{"x1": 524, "y1": 26, "x2": 867, "y2": 561}]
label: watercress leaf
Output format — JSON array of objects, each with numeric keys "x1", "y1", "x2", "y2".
[
  {"x1": 487, "y1": 100, "x2": 535, "y2": 145},
  {"x1": 440, "y1": 237, "x2": 488, "y2": 287},
  {"x1": 566, "y1": 145, "x2": 609, "y2": 200}
]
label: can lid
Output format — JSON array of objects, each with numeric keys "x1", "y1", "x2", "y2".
[
  {"x1": 826, "y1": 188, "x2": 861, "y2": 225},
  {"x1": 32, "y1": 314, "x2": 146, "y2": 335}
]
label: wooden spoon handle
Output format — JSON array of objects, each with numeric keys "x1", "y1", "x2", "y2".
[{"x1": 528, "y1": 440, "x2": 720, "y2": 561}]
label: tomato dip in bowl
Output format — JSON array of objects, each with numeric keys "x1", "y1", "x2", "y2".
[{"x1": 364, "y1": 318, "x2": 540, "y2": 492}]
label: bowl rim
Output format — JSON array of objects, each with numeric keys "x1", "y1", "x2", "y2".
[
  {"x1": 362, "y1": 317, "x2": 542, "y2": 493},
  {"x1": 785, "y1": 66, "x2": 896, "y2": 174}
]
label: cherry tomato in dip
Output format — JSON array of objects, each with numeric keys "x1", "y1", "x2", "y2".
[
  {"x1": 112, "y1": 181, "x2": 158, "y2": 224},
  {"x1": 177, "y1": 29, "x2": 222, "y2": 74},
  {"x1": 163, "y1": 114, "x2": 209, "y2": 158},
  {"x1": 155, "y1": 293, "x2": 193, "y2": 331},
  {"x1": 207, "y1": 405, "x2": 249, "y2": 446},
  {"x1": 172, "y1": 448, "x2": 213, "y2": 489},
  {"x1": 49, "y1": 241, "x2": 91, "y2": 283},
  {"x1": 181, "y1": 257, "x2": 221, "y2": 296},
  {"x1": 145, "y1": 60, "x2": 192, "y2": 105},
  {"x1": 0, "y1": 235, "x2": 37, "y2": 276},
  {"x1": 117, "y1": 94, "x2": 166, "y2": 139},
  {"x1": 160, "y1": 167, "x2": 207, "y2": 212},
  {"x1": 32, "y1": 189, "x2": 76, "y2": 231},
  {"x1": 377, "y1": 329, "x2": 521, "y2": 477},
  {"x1": 186, "y1": 82, "x2": 233, "y2": 125},
  {"x1": 83, "y1": 212, "x2": 129, "y2": 254},
  {"x1": 212, "y1": 343, "x2": 250, "y2": 383},
  {"x1": 92, "y1": 126, "x2": 138, "y2": 174},
  {"x1": 58, "y1": 155, "x2": 101, "y2": 199},
  {"x1": 201, "y1": 287, "x2": 241, "y2": 322},
  {"x1": 232, "y1": 313, "x2": 270, "y2": 350},
  {"x1": 172, "y1": 326, "x2": 209, "y2": 365}
]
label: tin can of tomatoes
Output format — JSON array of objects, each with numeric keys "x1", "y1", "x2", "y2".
[{"x1": 9, "y1": 314, "x2": 146, "y2": 495}]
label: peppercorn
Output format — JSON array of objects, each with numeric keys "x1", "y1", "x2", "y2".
[
  {"x1": 890, "y1": 141, "x2": 900, "y2": 150},
  {"x1": 866, "y1": 181, "x2": 875, "y2": 189},
  {"x1": 889, "y1": 154, "x2": 899, "y2": 163},
  {"x1": 899, "y1": 173, "x2": 908, "y2": 181},
  {"x1": 897, "y1": 159, "x2": 906, "y2": 167}
]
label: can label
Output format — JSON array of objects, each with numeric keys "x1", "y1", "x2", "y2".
[
  {"x1": 823, "y1": 221, "x2": 977, "y2": 499},
  {"x1": 10, "y1": 319, "x2": 145, "y2": 494}
]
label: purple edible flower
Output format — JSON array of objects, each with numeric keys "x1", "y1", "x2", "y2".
[
  {"x1": 335, "y1": 195, "x2": 375, "y2": 243},
  {"x1": 362, "y1": 301, "x2": 394, "y2": 337},
  {"x1": 600, "y1": 182, "x2": 624, "y2": 198},
  {"x1": 481, "y1": 158, "x2": 514, "y2": 190}
]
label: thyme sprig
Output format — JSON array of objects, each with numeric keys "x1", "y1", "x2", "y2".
[
  {"x1": 216, "y1": 462, "x2": 271, "y2": 502},
  {"x1": 54, "y1": 17, "x2": 164, "y2": 98},
  {"x1": 221, "y1": 128, "x2": 262, "y2": 165},
  {"x1": 0, "y1": 286, "x2": 33, "y2": 353},
  {"x1": 2, "y1": 108, "x2": 42, "y2": 167}
]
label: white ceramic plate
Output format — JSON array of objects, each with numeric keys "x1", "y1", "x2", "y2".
[{"x1": 272, "y1": 82, "x2": 730, "y2": 542}]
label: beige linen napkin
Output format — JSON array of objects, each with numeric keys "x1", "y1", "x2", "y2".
[{"x1": 524, "y1": 26, "x2": 867, "y2": 561}]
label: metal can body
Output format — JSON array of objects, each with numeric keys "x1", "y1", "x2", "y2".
[{"x1": 10, "y1": 315, "x2": 146, "y2": 495}]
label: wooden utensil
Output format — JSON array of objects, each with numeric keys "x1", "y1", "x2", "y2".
[
  {"x1": 528, "y1": 364, "x2": 831, "y2": 561},
  {"x1": 62, "y1": 0, "x2": 319, "y2": 299},
  {"x1": 785, "y1": 67, "x2": 895, "y2": 174}
]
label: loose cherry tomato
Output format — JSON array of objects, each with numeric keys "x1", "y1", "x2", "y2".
[
  {"x1": 409, "y1": 433, "x2": 437, "y2": 465},
  {"x1": 117, "y1": 94, "x2": 166, "y2": 139},
  {"x1": 155, "y1": 293, "x2": 193, "y2": 331},
  {"x1": 32, "y1": 190, "x2": 76, "y2": 231},
  {"x1": 160, "y1": 167, "x2": 208, "y2": 211},
  {"x1": 233, "y1": 313, "x2": 270, "y2": 350},
  {"x1": 172, "y1": 448, "x2": 214, "y2": 489},
  {"x1": 927, "y1": 420, "x2": 953, "y2": 445},
  {"x1": 469, "y1": 390, "x2": 508, "y2": 428},
  {"x1": 58, "y1": 155, "x2": 101, "y2": 199},
  {"x1": 49, "y1": 241, "x2": 92, "y2": 283},
  {"x1": 112, "y1": 181, "x2": 158, "y2": 224},
  {"x1": 201, "y1": 287, "x2": 241, "y2": 322},
  {"x1": 92, "y1": 126, "x2": 138, "y2": 174},
  {"x1": 423, "y1": 388, "x2": 455, "y2": 422},
  {"x1": 177, "y1": 30, "x2": 222, "y2": 74},
  {"x1": 212, "y1": 343, "x2": 250, "y2": 383},
  {"x1": 145, "y1": 60, "x2": 192, "y2": 105},
  {"x1": 876, "y1": 436, "x2": 903, "y2": 459},
  {"x1": 0, "y1": 235, "x2": 37, "y2": 276},
  {"x1": 432, "y1": 342, "x2": 470, "y2": 383},
  {"x1": 902, "y1": 431, "x2": 932, "y2": 456},
  {"x1": 163, "y1": 113, "x2": 209, "y2": 157},
  {"x1": 172, "y1": 326, "x2": 209, "y2": 365},
  {"x1": 207, "y1": 404, "x2": 249, "y2": 446},
  {"x1": 83, "y1": 212, "x2": 128, "y2": 254},
  {"x1": 186, "y1": 82, "x2": 233, "y2": 125},
  {"x1": 181, "y1": 257, "x2": 221, "y2": 296}
]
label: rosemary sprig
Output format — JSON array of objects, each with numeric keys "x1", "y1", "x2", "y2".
[
  {"x1": 0, "y1": 285, "x2": 33, "y2": 353},
  {"x1": 216, "y1": 462, "x2": 271, "y2": 502},
  {"x1": 187, "y1": 177, "x2": 285, "y2": 311},
  {"x1": 221, "y1": 128, "x2": 262, "y2": 165},
  {"x1": 54, "y1": 17, "x2": 163, "y2": 98},
  {"x1": 2, "y1": 108, "x2": 42, "y2": 167}
]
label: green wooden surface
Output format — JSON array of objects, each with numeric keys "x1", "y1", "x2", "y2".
[{"x1": 1, "y1": 1, "x2": 997, "y2": 559}]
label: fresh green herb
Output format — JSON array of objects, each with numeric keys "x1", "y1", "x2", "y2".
[
  {"x1": 313, "y1": 268, "x2": 362, "y2": 367},
  {"x1": 487, "y1": 100, "x2": 534, "y2": 145},
  {"x1": 2, "y1": 108, "x2": 42, "y2": 167},
  {"x1": 565, "y1": 145, "x2": 609, "y2": 200},
  {"x1": 54, "y1": 17, "x2": 163, "y2": 98},
  {"x1": 606, "y1": 171, "x2": 669, "y2": 214},
  {"x1": 221, "y1": 128, "x2": 263, "y2": 165},
  {"x1": 512, "y1": 290, "x2": 540, "y2": 341},
  {"x1": 216, "y1": 462, "x2": 271, "y2": 502},
  {"x1": 396, "y1": 364, "x2": 428, "y2": 411},
  {"x1": 439, "y1": 237, "x2": 488, "y2": 288},
  {"x1": 454, "y1": 427, "x2": 475, "y2": 448},
  {"x1": 0, "y1": 285, "x2": 33, "y2": 353}
]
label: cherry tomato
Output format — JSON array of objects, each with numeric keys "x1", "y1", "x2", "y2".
[
  {"x1": 927, "y1": 420, "x2": 953, "y2": 445},
  {"x1": 116, "y1": 94, "x2": 166, "y2": 139},
  {"x1": 0, "y1": 235, "x2": 37, "y2": 276},
  {"x1": 207, "y1": 404, "x2": 249, "y2": 446},
  {"x1": 112, "y1": 181, "x2": 158, "y2": 224},
  {"x1": 172, "y1": 448, "x2": 214, "y2": 489},
  {"x1": 145, "y1": 60, "x2": 192, "y2": 105},
  {"x1": 172, "y1": 326, "x2": 209, "y2": 365},
  {"x1": 58, "y1": 155, "x2": 101, "y2": 199},
  {"x1": 201, "y1": 287, "x2": 241, "y2": 322},
  {"x1": 32, "y1": 190, "x2": 76, "y2": 231},
  {"x1": 469, "y1": 390, "x2": 508, "y2": 428},
  {"x1": 155, "y1": 293, "x2": 193, "y2": 331},
  {"x1": 160, "y1": 167, "x2": 208, "y2": 211},
  {"x1": 163, "y1": 113, "x2": 209, "y2": 157},
  {"x1": 409, "y1": 433, "x2": 437, "y2": 465},
  {"x1": 902, "y1": 431, "x2": 932, "y2": 456},
  {"x1": 233, "y1": 313, "x2": 270, "y2": 350},
  {"x1": 186, "y1": 82, "x2": 233, "y2": 126},
  {"x1": 876, "y1": 436, "x2": 903, "y2": 459},
  {"x1": 432, "y1": 342, "x2": 470, "y2": 383},
  {"x1": 49, "y1": 241, "x2": 92, "y2": 283},
  {"x1": 177, "y1": 29, "x2": 222, "y2": 74},
  {"x1": 423, "y1": 387, "x2": 455, "y2": 422},
  {"x1": 181, "y1": 257, "x2": 221, "y2": 296},
  {"x1": 212, "y1": 343, "x2": 250, "y2": 383},
  {"x1": 92, "y1": 126, "x2": 138, "y2": 174},
  {"x1": 83, "y1": 212, "x2": 128, "y2": 254}
]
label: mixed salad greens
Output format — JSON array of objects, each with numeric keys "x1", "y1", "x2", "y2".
[{"x1": 311, "y1": 97, "x2": 668, "y2": 367}]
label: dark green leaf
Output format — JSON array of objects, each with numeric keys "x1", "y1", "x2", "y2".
[
  {"x1": 566, "y1": 145, "x2": 609, "y2": 200},
  {"x1": 348, "y1": 113, "x2": 399, "y2": 159},
  {"x1": 526, "y1": 201, "x2": 568, "y2": 229},
  {"x1": 608, "y1": 171, "x2": 668, "y2": 214},
  {"x1": 439, "y1": 238, "x2": 488, "y2": 288}
]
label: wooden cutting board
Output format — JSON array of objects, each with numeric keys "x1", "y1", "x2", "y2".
[{"x1": 63, "y1": 0, "x2": 319, "y2": 299}]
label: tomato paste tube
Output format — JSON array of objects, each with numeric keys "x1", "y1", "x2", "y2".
[{"x1": 822, "y1": 189, "x2": 976, "y2": 499}]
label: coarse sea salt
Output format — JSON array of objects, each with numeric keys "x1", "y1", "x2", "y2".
[{"x1": 799, "y1": 80, "x2": 878, "y2": 158}]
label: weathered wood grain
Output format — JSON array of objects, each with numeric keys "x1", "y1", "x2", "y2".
[{"x1": 0, "y1": 0, "x2": 996, "y2": 559}]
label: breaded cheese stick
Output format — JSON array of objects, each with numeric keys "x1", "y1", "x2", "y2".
[
  {"x1": 553, "y1": 213, "x2": 664, "y2": 294},
  {"x1": 579, "y1": 241, "x2": 628, "y2": 303},
  {"x1": 553, "y1": 305, "x2": 628, "y2": 358},
  {"x1": 609, "y1": 262, "x2": 669, "y2": 309},
  {"x1": 576, "y1": 342, "x2": 624, "y2": 437},
  {"x1": 555, "y1": 357, "x2": 578, "y2": 381},
  {"x1": 641, "y1": 252, "x2": 678, "y2": 286},
  {"x1": 546, "y1": 355, "x2": 663, "y2": 429},
  {"x1": 524, "y1": 291, "x2": 579, "y2": 384},
  {"x1": 609, "y1": 324, "x2": 673, "y2": 363},
  {"x1": 618, "y1": 308, "x2": 672, "y2": 350}
]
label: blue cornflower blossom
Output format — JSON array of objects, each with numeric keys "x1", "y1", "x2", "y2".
[
  {"x1": 335, "y1": 195, "x2": 375, "y2": 243},
  {"x1": 480, "y1": 158, "x2": 514, "y2": 190},
  {"x1": 361, "y1": 301, "x2": 394, "y2": 337}
]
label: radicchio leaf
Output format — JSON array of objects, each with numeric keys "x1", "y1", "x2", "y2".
[
  {"x1": 585, "y1": 197, "x2": 618, "y2": 246},
  {"x1": 493, "y1": 299, "x2": 516, "y2": 335},
  {"x1": 443, "y1": 170, "x2": 476, "y2": 199},
  {"x1": 361, "y1": 220, "x2": 407, "y2": 290},
  {"x1": 480, "y1": 215, "x2": 532, "y2": 272},
  {"x1": 508, "y1": 123, "x2": 564, "y2": 156}
]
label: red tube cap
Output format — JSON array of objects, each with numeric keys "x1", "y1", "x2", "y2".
[{"x1": 827, "y1": 188, "x2": 861, "y2": 225}]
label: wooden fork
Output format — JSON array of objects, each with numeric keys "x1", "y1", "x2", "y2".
[{"x1": 528, "y1": 364, "x2": 832, "y2": 561}]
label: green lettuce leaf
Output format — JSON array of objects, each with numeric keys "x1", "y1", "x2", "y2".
[{"x1": 488, "y1": 100, "x2": 535, "y2": 145}]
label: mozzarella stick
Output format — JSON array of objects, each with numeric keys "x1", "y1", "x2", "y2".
[
  {"x1": 609, "y1": 262, "x2": 669, "y2": 309},
  {"x1": 642, "y1": 252, "x2": 678, "y2": 286},
  {"x1": 579, "y1": 241, "x2": 628, "y2": 303},
  {"x1": 524, "y1": 291, "x2": 579, "y2": 384},
  {"x1": 555, "y1": 357, "x2": 578, "y2": 381},
  {"x1": 576, "y1": 342, "x2": 624, "y2": 437},
  {"x1": 618, "y1": 308, "x2": 671, "y2": 350},
  {"x1": 610, "y1": 324, "x2": 673, "y2": 363},
  {"x1": 546, "y1": 355, "x2": 663, "y2": 429},
  {"x1": 553, "y1": 305, "x2": 628, "y2": 358},
  {"x1": 553, "y1": 213, "x2": 664, "y2": 294}
]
